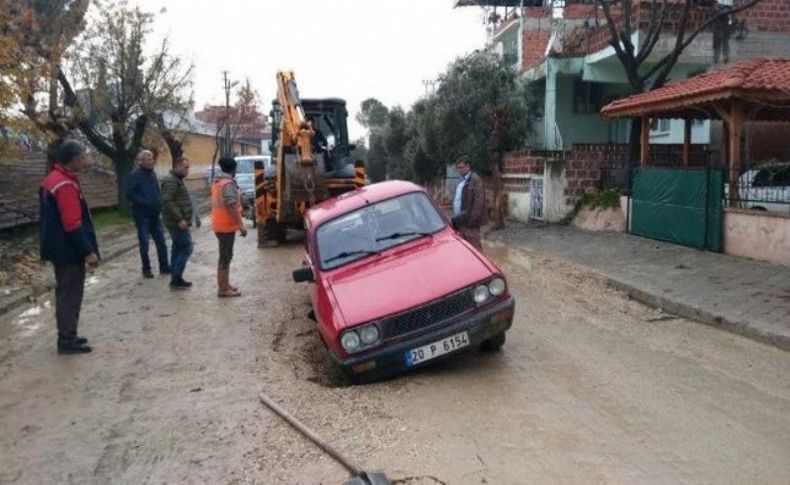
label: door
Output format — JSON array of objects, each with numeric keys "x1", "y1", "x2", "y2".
[{"x1": 530, "y1": 177, "x2": 544, "y2": 221}]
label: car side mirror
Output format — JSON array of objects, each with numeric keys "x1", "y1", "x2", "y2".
[
  {"x1": 293, "y1": 267, "x2": 315, "y2": 283},
  {"x1": 452, "y1": 212, "x2": 469, "y2": 229}
]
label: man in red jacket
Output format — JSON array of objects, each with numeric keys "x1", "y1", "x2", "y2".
[{"x1": 39, "y1": 141, "x2": 100, "y2": 354}]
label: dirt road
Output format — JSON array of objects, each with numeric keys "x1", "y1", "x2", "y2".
[{"x1": 1, "y1": 223, "x2": 788, "y2": 484}]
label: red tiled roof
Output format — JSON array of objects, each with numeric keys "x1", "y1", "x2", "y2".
[{"x1": 601, "y1": 58, "x2": 790, "y2": 121}]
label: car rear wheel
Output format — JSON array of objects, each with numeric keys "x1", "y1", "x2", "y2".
[{"x1": 481, "y1": 332, "x2": 506, "y2": 352}]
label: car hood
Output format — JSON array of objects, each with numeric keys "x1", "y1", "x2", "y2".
[{"x1": 326, "y1": 234, "x2": 494, "y2": 328}]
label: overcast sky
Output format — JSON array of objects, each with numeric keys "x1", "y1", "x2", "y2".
[{"x1": 131, "y1": 0, "x2": 487, "y2": 140}]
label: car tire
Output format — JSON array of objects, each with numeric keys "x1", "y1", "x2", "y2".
[
  {"x1": 481, "y1": 332, "x2": 506, "y2": 352},
  {"x1": 271, "y1": 222, "x2": 287, "y2": 243}
]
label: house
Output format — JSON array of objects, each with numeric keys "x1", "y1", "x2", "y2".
[
  {"x1": 456, "y1": 0, "x2": 790, "y2": 223},
  {"x1": 153, "y1": 111, "x2": 269, "y2": 190}
]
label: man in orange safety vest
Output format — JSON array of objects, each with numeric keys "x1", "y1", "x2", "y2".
[{"x1": 211, "y1": 156, "x2": 248, "y2": 297}]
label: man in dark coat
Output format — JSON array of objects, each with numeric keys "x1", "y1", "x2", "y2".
[
  {"x1": 127, "y1": 149, "x2": 170, "y2": 278},
  {"x1": 452, "y1": 156, "x2": 487, "y2": 251},
  {"x1": 39, "y1": 140, "x2": 99, "y2": 354},
  {"x1": 161, "y1": 156, "x2": 194, "y2": 289}
]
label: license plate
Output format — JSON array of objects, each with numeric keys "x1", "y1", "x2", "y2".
[{"x1": 405, "y1": 331, "x2": 470, "y2": 367}]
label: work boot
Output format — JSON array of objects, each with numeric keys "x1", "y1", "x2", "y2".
[
  {"x1": 58, "y1": 338, "x2": 92, "y2": 354},
  {"x1": 228, "y1": 269, "x2": 239, "y2": 292},
  {"x1": 170, "y1": 278, "x2": 193, "y2": 290},
  {"x1": 217, "y1": 269, "x2": 240, "y2": 297}
]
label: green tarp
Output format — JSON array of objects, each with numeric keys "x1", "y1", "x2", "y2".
[{"x1": 631, "y1": 169, "x2": 723, "y2": 251}]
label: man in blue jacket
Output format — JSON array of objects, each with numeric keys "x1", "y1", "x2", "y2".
[
  {"x1": 127, "y1": 149, "x2": 170, "y2": 278},
  {"x1": 40, "y1": 140, "x2": 99, "y2": 354}
]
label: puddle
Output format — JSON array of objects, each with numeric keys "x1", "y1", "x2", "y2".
[{"x1": 0, "y1": 300, "x2": 52, "y2": 340}]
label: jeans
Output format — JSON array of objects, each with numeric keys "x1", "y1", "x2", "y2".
[
  {"x1": 133, "y1": 212, "x2": 169, "y2": 273},
  {"x1": 54, "y1": 264, "x2": 85, "y2": 340},
  {"x1": 168, "y1": 228, "x2": 193, "y2": 282}
]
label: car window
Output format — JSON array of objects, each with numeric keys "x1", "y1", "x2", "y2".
[
  {"x1": 753, "y1": 166, "x2": 790, "y2": 187},
  {"x1": 316, "y1": 192, "x2": 446, "y2": 270},
  {"x1": 235, "y1": 173, "x2": 254, "y2": 188}
]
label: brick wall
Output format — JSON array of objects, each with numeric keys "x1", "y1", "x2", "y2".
[
  {"x1": 563, "y1": 146, "x2": 604, "y2": 200},
  {"x1": 501, "y1": 143, "x2": 710, "y2": 214},
  {"x1": 737, "y1": 0, "x2": 790, "y2": 33},
  {"x1": 523, "y1": 27, "x2": 553, "y2": 70},
  {"x1": 530, "y1": 0, "x2": 790, "y2": 63},
  {"x1": 0, "y1": 154, "x2": 118, "y2": 230}
]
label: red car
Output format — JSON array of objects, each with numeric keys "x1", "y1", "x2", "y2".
[{"x1": 293, "y1": 180, "x2": 515, "y2": 382}]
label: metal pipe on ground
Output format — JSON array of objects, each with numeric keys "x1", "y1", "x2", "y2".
[{"x1": 258, "y1": 392, "x2": 391, "y2": 485}]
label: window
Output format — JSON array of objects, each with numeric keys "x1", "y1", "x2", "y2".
[
  {"x1": 651, "y1": 118, "x2": 671, "y2": 133},
  {"x1": 573, "y1": 79, "x2": 603, "y2": 114},
  {"x1": 753, "y1": 165, "x2": 790, "y2": 187}
]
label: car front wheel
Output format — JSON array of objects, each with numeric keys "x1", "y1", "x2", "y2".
[{"x1": 481, "y1": 332, "x2": 506, "y2": 352}]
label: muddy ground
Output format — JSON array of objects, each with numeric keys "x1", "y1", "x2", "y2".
[{"x1": 1, "y1": 221, "x2": 788, "y2": 484}]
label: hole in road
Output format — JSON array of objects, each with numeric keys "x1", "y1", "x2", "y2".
[{"x1": 283, "y1": 299, "x2": 351, "y2": 389}]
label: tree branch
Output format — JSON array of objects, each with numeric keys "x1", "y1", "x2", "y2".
[
  {"x1": 643, "y1": 0, "x2": 764, "y2": 86},
  {"x1": 57, "y1": 67, "x2": 116, "y2": 157},
  {"x1": 599, "y1": 0, "x2": 643, "y2": 90},
  {"x1": 635, "y1": 0, "x2": 669, "y2": 65},
  {"x1": 130, "y1": 113, "x2": 148, "y2": 153}
]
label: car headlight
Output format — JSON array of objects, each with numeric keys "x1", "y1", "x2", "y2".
[
  {"x1": 473, "y1": 284, "x2": 490, "y2": 305},
  {"x1": 358, "y1": 324, "x2": 380, "y2": 345},
  {"x1": 488, "y1": 277, "x2": 506, "y2": 297},
  {"x1": 340, "y1": 331, "x2": 361, "y2": 352}
]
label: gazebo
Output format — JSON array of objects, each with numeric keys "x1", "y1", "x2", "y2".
[{"x1": 601, "y1": 57, "x2": 790, "y2": 198}]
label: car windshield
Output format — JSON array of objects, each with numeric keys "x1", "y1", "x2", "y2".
[
  {"x1": 235, "y1": 173, "x2": 254, "y2": 189},
  {"x1": 235, "y1": 159, "x2": 255, "y2": 174},
  {"x1": 316, "y1": 192, "x2": 446, "y2": 270}
]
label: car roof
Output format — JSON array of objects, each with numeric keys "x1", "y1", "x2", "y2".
[
  {"x1": 306, "y1": 180, "x2": 427, "y2": 228},
  {"x1": 235, "y1": 155, "x2": 270, "y2": 160}
]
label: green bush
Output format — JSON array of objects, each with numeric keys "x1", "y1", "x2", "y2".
[{"x1": 579, "y1": 188, "x2": 621, "y2": 210}]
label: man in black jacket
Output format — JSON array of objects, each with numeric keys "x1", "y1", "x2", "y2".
[
  {"x1": 39, "y1": 140, "x2": 99, "y2": 354},
  {"x1": 127, "y1": 150, "x2": 170, "y2": 278}
]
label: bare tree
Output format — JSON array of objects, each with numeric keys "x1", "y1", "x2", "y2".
[
  {"x1": 595, "y1": 0, "x2": 763, "y2": 156},
  {"x1": 58, "y1": 1, "x2": 192, "y2": 212}
]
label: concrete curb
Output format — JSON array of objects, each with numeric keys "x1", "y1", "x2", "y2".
[
  {"x1": 493, "y1": 240, "x2": 790, "y2": 352},
  {"x1": 603, "y1": 278, "x2": 790, "y2": 352}
]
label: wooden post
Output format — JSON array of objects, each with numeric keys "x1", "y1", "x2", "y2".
[
  {"x1": 683, "y1": 118, "x2": 692, "y2": 167},
  {"x1": 729, "y1": 101, "x2": 744, "y2": 207},
  {"x1": 640, "y1": 116, "x2": 650, "y2": 167}
]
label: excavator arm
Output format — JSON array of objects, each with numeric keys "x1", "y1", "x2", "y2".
[{"x1": 275, "y1": 70, "x2": 314, "y2": 165}]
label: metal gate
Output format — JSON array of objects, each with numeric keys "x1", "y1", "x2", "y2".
[
  {"x1": 530, "y1": 177, "x2": 544, "y2": 220},
  {"x1": 630, "y1": 168, "x2": 723, "y2": 251}
]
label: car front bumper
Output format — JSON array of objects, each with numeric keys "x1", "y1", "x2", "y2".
[{"x1": 331, "y1": 296, "x2": 515, "y2": 382}]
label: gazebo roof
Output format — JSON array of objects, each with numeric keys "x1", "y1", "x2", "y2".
[{"x1": 601, "y1": 58, "x2": 790, "y2": 121}]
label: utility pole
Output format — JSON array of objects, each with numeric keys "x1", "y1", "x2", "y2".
[
  {"x1": 212, "y1": 71, "x2": 237, "y2": 185},
  {"x1": 223, "y1": 70, "x2": 232, "y2": 156}
]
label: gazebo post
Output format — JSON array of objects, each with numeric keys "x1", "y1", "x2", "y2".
[
  {"x1": 640, "y1": 116, "x2": 650, "y2": 167},
  {"x1": 683, "y1": 118, "x2": 692, "y2": 167},
  {"x1": 729, "y1": 101, "x2": 744, "y2": 207}
]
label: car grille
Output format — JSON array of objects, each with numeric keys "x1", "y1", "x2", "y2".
[{"x1": 380, "y1": 289, "x2": 475, "y2": 341}]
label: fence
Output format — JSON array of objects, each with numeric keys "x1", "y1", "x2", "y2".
[{"x1": 725, "y1": 160, "x2": 790, "y2": 213}]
